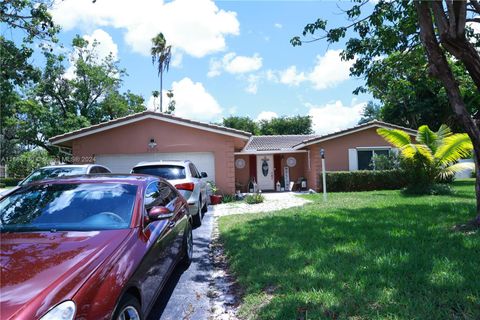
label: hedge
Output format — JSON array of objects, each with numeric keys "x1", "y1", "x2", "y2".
[
  {"x1": 322, "y1": 170, "x2": 407, "y2": 192},
  {"x1": 0, "y1": 178, "x2": 23, "y2": 187}
]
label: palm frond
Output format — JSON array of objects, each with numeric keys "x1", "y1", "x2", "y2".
[
  {"x1": 416, "y1": 125, "x2": 437, "y2": 152},
  {"x1": 438, "y1": 162, "x2": 475, "y2": 180},
  {"x1": 435, "y1": 134, "x2": 473, "y2": 165},
  {"x1": 436, "y1": 124, "x2": 452, "y2": 141},
  {"x1": 377, "y1": 128, "x2": 411, "y2": 148},
  {"x1": 400, "y1": 144, "x2": 434, "y2": 163}
]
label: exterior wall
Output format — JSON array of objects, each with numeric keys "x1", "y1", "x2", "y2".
[
  {"x1": 234, "y1": 152, "x2": 308, "y2": 192},
  {"x1": 306, "y1": 127, "x2": 395, "y2": 191},
  {"x1": 234, "y1": 154, "x2": 251, "y2": 192},
  {"x1": 70, "y1": 118, "x2": 246, "y2": 194}
]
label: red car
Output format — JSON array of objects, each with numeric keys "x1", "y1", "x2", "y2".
[{"x1": 0, "y1": 175, "x2": 193, "y2": 320}]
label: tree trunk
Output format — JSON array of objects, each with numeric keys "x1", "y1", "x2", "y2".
[
  {"x1": 159, "y1": 72, "x2": 163, "y2": 113},
  {"x1": 416, "y1": 0, "x2": 480, "y2": 223}
]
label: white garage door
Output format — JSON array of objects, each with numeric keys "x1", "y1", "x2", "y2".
[{"x1": 95, "y1": 152, "x2": 216, "y2": 182}]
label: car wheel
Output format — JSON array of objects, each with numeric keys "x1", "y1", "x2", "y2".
[
  {"x1": 201, "y1": 198, "x2": 208, "y2": 216},
  {"x1": 192, "y1": 207, "x2": 202, "y2": 228},
  {"x1": 181, "y1": 222, "x2": 193, "y2": 267},
  {"x1": 113, "y1": 294, "x2": 142, "y2": 320}
]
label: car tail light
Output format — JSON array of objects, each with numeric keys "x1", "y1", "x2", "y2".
[{"x1": 175, "y1": 182, "x2": 195, "y2": 191}]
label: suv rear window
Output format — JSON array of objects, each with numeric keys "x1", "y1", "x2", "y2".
[{"x1": 132, "y1": 165, "x2": 186, "y2": 180}]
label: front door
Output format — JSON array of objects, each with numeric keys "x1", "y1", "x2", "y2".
[{"x1": 256, "y1": 154, "x2": 274, "y2": 190}]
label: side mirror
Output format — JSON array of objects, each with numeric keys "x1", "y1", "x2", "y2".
[
  {"x1": 201, "y1": 172, "x2": 208, "y2": 178},
  {"x1": 148, "y1": 206, "x2": 173, "y2": 221}
]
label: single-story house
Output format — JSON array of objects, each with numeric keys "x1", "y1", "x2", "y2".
[{"x1": 50, "y1": 111, "x2": 417, "y2": 194}]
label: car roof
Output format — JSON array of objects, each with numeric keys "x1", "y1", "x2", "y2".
[
  {"x1": 25, "y1": 174, "x2": 159, "y2": 186},
  {"x1": 38, "y1": 164, "x2": 102, "y2": 169},
  {"x1": 133, "y1": 160, "x2": 191, "y2": 167}
]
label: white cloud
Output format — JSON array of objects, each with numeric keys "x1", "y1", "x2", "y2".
[
  {"x1": 309, "y1": 50, "x2": 353, "y2": 89},
  {"x1": 279, "y1": 66, "x2": 306, "y2": 86},
  {"x1": 274, "y1": 23, "x2": 282, "y2": 29},
  {"x1": 267, "y1": 49, "x2": 353, "y2": 90},
  {"x1": 307, "y1": 100, "x2": 366, "y2": 135},
  {"x1": 170, "y1": 77, "x2": 223, "y2": 121},
  {"x1": 51, "y1": 0, "x2": 239, "y2": 59},
  {"x1": 208, "y1": 52, "x2": 263, "y2": 77},
  {"x1": 256, "y1": 111, "x2": 278, "y2": 122},
  {"x1": 246, "y1": 74, "x2": 260, "y2": 94}
]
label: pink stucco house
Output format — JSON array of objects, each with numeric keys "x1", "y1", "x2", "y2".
[{"x1": 50, "y1": 111, "x2": 416, "y2": 194}]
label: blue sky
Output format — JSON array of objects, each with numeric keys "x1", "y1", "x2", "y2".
[{"x1": 30, "y1": 0, "x2": 375, "y2": 134}]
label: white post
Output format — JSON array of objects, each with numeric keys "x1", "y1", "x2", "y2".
[{"x1": 321, "y1": 149, "x2": 327, "y2": 201}]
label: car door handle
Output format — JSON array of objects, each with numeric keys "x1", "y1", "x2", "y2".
[{"x1": 168, "y1": 221, "x2": 176, "y2": 229}]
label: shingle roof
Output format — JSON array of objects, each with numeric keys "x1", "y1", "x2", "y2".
[
  {"x1": 240, "y1": 121, "x2": 418, "y2": 152},
  {"x1": 49, "y1": 111, "x2": 252, "y2": 145},
  {"x1": 244, "y1": 135, "x2": 319, "y2": 151}
]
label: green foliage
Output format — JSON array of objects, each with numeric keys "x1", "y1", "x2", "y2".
[
  {"x1": 222, "y1": 194, "x2": 236, "y2": 203},
  {"x1": 6, "y1": 149, "x2": 52, "y2": 178},
  {"x1": 358, "y1": 101, "x2": 381, "y2": 124},
  {"x1": 370, "y1": 153, "x2": 400, "y2": 170},
  {"x1": 151, "y1": 33, "x2": 172, "y2": 112},
  {"x1": 0, "y1": 178, "x2": 23, "y2": 187},
  {"x1": 0, "y1": 183, "x2": 5, "y2": 188},
  {"x1": 219, "y1": 180, "x2": 479, "y2": 320},
  {"x1": 222, "y1": 116, "x2": 259, "y2": 134},
  {"x1": 325, "y1": 170, "x2": 407, "y2": 192},
  {"x1": 221, "y1": 115, "x2": 314, "y2": 135},
  {"x1": 363, "y1": 49, "x2": 478, "y2": 130},
  {"x1": 258, "y1": 115, "x2": 313, "y2": 135},
  {"x1": 245, "y1": 193, "x2": 265, "y2": 204},
  {"x1": 4, "y1": 34, "x2": 145, "y2": 156},
  {"x1": 377, "y1": 125, "x2": 474, "y2": 192},
  {"x1": 207, "y1": 181, "x2": 218, "y2": 194}
]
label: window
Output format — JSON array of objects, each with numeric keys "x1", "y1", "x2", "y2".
[
  {"x1": 133, "y1": 165, "x2": 186, "y2": 180},
  {"x1": 144, "y1": 182, "x2": 178, "y2": 211},
  {"x1": 189, "y1": 163, "x2": 201, "y2": 178},
  {"x1": 357, "y1": 149, "x2": 390, "y2": 170}
]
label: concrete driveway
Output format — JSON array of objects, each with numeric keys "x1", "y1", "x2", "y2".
[{"x1": 147, "y1": 209, "x2": 214, "y2": 320}]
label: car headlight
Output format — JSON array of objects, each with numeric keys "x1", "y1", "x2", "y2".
[{"x1": 39, "y1": 300, "x2": 76, "y2": 320}]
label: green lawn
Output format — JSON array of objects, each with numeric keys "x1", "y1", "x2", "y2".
[{"x1": 218, "y1": 179, "x2": 480, "y2": 320}]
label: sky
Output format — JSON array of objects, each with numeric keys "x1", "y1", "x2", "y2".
[{"x1": 19, "y1": 0, "x2": 376, "y2": 134}]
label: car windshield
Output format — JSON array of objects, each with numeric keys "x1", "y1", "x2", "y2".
[
  {"x1": 132, "y1": 165, "x2": 186, "y2": 180},
  {"x1": 0, "y1": 183, "x2": 137, "y2": 232},
  {"x1": 21, "y1": 167, "x2": 87, "y2": 185}
]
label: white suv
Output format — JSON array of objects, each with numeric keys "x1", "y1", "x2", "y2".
[{"x1": 131, "y1": 160, "x2": 208, "y2": 227}]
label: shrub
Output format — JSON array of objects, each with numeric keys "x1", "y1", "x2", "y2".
[
  {"x1": 324, "y1": 170, "x2": 407, "y2": 192},
  {"x1": 472, "y1": 168, "x2": 477, "y2": 178},
  {"x1": 245, "y1": 193, "x2": 264, "y2": 204},
  {"x1": 0, "y1": 183, "x2": 5, "y2": 188},
  {"x1": 222, "y1": 194, "x2": 236, "y2": 203},
  {"x1": 370, "y1": 153, "x2": 401, "y2": 170},
  {"x1": 0, "y1": 178, "x2": 23, "y2": 187}
]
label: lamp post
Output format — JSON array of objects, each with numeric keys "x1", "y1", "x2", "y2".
[{"x1": 321, "y1": 148, "x2": 327, "y2": 201}]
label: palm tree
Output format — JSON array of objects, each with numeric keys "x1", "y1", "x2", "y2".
[
  {"x1": 151, "y1": 33, "x2": 171, "y2": 112},
  {"x1": 377, "y1": 124, "x2": 474, "y2": 190}
]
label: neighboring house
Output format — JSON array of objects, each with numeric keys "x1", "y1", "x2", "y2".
[{"x1": 49, "y1": 111, "x2": 416, "y2": 193}]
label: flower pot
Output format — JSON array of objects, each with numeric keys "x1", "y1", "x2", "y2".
[{"x1": 210, "y1": 195, "x2": 223, "y2": 205}]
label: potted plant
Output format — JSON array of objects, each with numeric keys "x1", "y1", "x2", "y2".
[{"x1": 207, "y1": 181, "x2": 222, "y2": 205}]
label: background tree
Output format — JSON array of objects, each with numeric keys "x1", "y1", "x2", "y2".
[
  {"x1": 221, "y1": 116, "x2": 259, "y2": 134},
  {"x1": 292, "y1": 0, "x2": 480, "y2": 225},
  {"x1": 1, "y1": 0, "x2": 59, "y2": 164},
  {"x1": 151, "y1": 33, "x2": 171, "y2": 112},
  {"x1": 7, "y1": 35, "x2": 145, "y2": 156},
  {"x1": 258, "y1": 115, "x2": 314, "y2": 135},
  {"x1": 165, "y1": 89, "x2": 175, "y2": 114},
  {"x1": 358, "y1": 101, "x2": 381, "y2": 124}
]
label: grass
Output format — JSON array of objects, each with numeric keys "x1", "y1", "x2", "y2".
[{"x1": 218, "y1": 179, "x2": 480, "y2": 320}]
